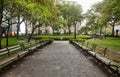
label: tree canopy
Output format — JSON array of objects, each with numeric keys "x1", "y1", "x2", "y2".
[{"x1": 84, "y1": 0, "x2": 120, "y2": 36}]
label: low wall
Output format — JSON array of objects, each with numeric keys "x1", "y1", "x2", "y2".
[
  {"x1": 0, "y1": 40, "x2": 53, "y2": 72},
  {"x1": 70, "y1": 40, "x2": 120, "y2": 77}
]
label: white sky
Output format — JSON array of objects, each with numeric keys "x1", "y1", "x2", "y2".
[
  {"x1": 76, "y1": 0, "x2": 103, "y2": 13},
  {"x1": 76, "y1": 0, "x2": 103, "y2": 26}
]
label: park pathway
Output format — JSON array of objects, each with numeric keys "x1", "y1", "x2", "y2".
[{"x1": 0, "y1": 41, "x2": 113, "y2": 77}]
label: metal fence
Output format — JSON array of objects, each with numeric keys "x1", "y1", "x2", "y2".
[
  {"x1": 77, "y1": 40, "x2": 120, "y2": 64},
  {"x1": 0, "y1": 40, "x2": 43, "y2": 60}
]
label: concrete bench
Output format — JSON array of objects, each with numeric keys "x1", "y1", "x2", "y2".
[
  {"x1": 70, "y1": 41, "x2": 120, "y2": 76},
  {"x1": 0, "y1": 45, "x2": 22, "y2": 56},
  {"x1": 0, "y1": 40, "x2": 52, "y2": 71}
]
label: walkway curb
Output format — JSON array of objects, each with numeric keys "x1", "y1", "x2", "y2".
[
  {"x1": 0, "y1": 40, "x2": 53, "y2": 72},
  {"x1": 70, "y1": 40, "x2": 120, "y2": 77}
]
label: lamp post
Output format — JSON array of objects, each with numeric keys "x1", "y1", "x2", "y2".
[{"x1": 74, "y1": 21, "x2": 77, "y2": 39}]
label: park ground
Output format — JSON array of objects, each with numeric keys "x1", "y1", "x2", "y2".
[
  {"x1": 2, "y1": 35, "x2": 120, "y2": 52},
  {"x1": 0, "y1": 41, "x2": 114, "y2": 77}
]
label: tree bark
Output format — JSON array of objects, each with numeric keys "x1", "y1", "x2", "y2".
[
  {"x1": 52, "y1": 26, "x2": 54, "y2": 35},
  {"x1": 74, "y1": 22, "x2": 76, "y2": 39},
  {"x1": 111, "y1": 24, "x2": 115, "y2": 36},
  {"x1": 28, "y1": 27, "x2": 35, "y2": 42},
  {"x1": 0, "y1": 0, "x2": 4, "y2": 49},
  {"x1": 68, "y1": 24, "x2": 71, "y2": 35},
  {"x1": 24, "y1": 20, "x2": 32, "y2": 36},
  {"x1": 0, "y1": 28, "x2": 2, "y2": 49},
  {"x1": 28, "y1": 22, "x2": 43, "y2": 42},
  {"x1": 6, "y1": 25, "x2": 10, "y2": 47},
  {"x1": 85, "y1": 26, "x2": 88, "y2": 35},
  {"x1": 64, "y1": 29, "x2": 66, "y2": 35},
  {"x1": 16, "y1": 15, "x2": 20, "y2": 39},
  {"x1": 45, "y1": 24, "x2": 47, "y2": 34},
  {"x1": 24, "y1": 20, "x2": 28, "y2": 36},
  {"x1": 99, "y1": 26, "x2": 103, "y2": 36},
  {"x1": 38, "y1": 26, "x2": 41, "y2": 35},
  {"x1": 25, "y1": 25, "x2": 28, "y2": 36},
  {"x1": 6, "y1": 18, "x2": 11, "y2": 47}
]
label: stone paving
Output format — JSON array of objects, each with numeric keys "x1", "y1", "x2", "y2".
[{"x1": 0, "y1": 41, "x2": 114, "y2": 77}]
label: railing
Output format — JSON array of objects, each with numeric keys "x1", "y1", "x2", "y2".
[
  {"x1": 0, "y1": 40, "x2": 53, "y2": 71},
  {"x1": 70, "y1": 40, "x2": 120, "y2": 76},
  {"x1": 0, "y1": 40, "x2": 46, "y2": 60},
  {"x1": 77, "y1": 40, "x2": 120, "y2": 64}
]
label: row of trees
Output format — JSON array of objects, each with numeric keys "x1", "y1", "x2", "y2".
[
  {"x1": 2, "y1": 0, "x2": 119, "y2": 49},
  {"x1": 83, "y1": 0, "x2": 120, "y2": 36},
  {"x1": 57, "y1": 3, "x2": 83, "y2": 35},
  {"x1": 0, "y1": 0, "x2": 83, "y2": 49},
  {"x1": 0, "y1": 0, "x2": 60, "y2": 49}
]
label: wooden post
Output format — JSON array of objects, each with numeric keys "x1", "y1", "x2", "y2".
[
  {"x1": 7, "y1": 47, "x2": 10, "y2": 56},
  {"x1": 87, "y1": 42, "x2": 89, "y2": 48},
  {"x1": 103, "y1": 47, "x2": 107, "y2": 56},
  {"x1": 92, "y1": 44, "x2": 97, "y2": 52}
]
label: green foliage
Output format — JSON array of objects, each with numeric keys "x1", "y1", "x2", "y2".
[
  {"x1": 82, "y1": 0, "x2": 120, "y2": 36},
  {"x1": 32, "y1": 35, "x2": 92, "y2": 40},
  {"x1": 57, "y1": 3, "x2": 83, "y2": 34}
]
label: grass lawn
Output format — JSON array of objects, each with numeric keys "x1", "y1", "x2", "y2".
[
  {"x1": 87, "y1": 37, "x2": 120, "y2": 51},
  {"x1": 1, "y1": 37, "x2": 24, "y2": 48}
]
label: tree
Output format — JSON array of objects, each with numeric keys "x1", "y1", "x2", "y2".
[
  {"x1": 0, "y1": 0, "x2": 60, "y2": 48},
  {"x1": 92, "y1": 0, "x2": 120, "y2": 36},
  {"x1": 57, "y1": 3, "x2": 83, "y2": 37},
  {"x1": 26, "y1": 0, "x2": 60, "y2": 42},
  {"x1": 84, "y1": 9, "x2": 100, "y2": 35},
  {"x1": 0, "y1": 0, "x2": 4, "y2": 49}
]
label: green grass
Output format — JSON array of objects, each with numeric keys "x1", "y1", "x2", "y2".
[
  {"x1": 87, "y1": 37, "x2": 120, "y2": 51},
  {"x1": 0, "y1": 37, "x2": 26, "y2": 60},
  {"x1": 33, "y1": 35, "x2": 92, "y2": 40},
  {"x1": 1, "y1": 37, "x2": 24, "y2": 48},
  {"x1": 0, "y1": 39, "x2": 47, "y2": 61}
]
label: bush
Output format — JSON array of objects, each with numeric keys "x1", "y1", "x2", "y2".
[{"x1": 32, "y1": 35, "x2": 92, "y2": 40}]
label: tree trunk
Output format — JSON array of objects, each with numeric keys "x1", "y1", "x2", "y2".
[
  {"x1": 25, "y1": 25, "x2": 28, "y2": 36},
  {"x1": 28, "y1": 27, "x2": 35, "y2": 42},
  {"x1": 74, "y1": 23, "x2": 76, "y2": 39},
  {"x1": 24, "y1": 20, "x2": 28, "y2": 36},
  {"x1": 45, "y1": 24, "x2": 47, "y2": 34},
  {"x1": 0, "y1": 0, "x2": 4, "y2": 49},
  {"x1": 0, "y1": 30, "x2": 1, "y2": 49},
  {"x1": 85, "y1": 27, "x2": 88, "y2": 35},
  {"x1": 16, "y1": 15, "x2": 20, "y2": 39},
  {"x1": 99, "y1": 26, "x2": 103, "y2": 36},
  {"x1": 64, "y1": 29, "x2": 66, "y2": 35},
  {"x1": 6, "y1": 19, "x2": 11, "y2": 47},
  {"x1": 111, "y1": 24, "x2": 115, "y2": 36},
  {"x1": 27, "y1": 22, "x2": 42, "y2": 42},
  {"x1": 6, "y1": 26, "x2": 10, "y2": 47},
  {"x1": 24, "y1": 20, "x2": 32, "y2": 36},
  {"x1": 38, "y1": 26, "x2": 40, "y2": 35},
  {"x1": 52, "y1": 26, "x2": 54, "y2": 35},
  {"x1": 68, "y1": 24, "x2": 71, "y2": 35}
]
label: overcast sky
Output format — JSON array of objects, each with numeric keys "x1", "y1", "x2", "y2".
[{"x1": 76, "y1": 0, "x2": 103, "y2": 13}]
